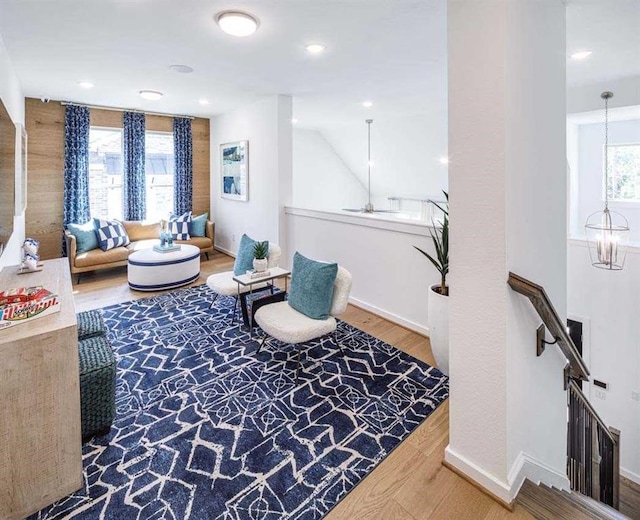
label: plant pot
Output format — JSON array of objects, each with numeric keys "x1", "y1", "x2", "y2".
[
  {"x1": 253, "y1": 258, "x2": 268, "y2": 273},
  {"x1": 428, "y1": 284, "x2": 449, "y2": 375}
]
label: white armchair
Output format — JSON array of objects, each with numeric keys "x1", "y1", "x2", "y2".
[
  {"x1": 206, "y1": 243, "x2": 282, "y2": 323},
  {"x1": 254, "y1": 266, "x2": 352, "y2": 379}
]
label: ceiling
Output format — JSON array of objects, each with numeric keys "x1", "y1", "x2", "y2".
[{"x1": 0, "y1": 0, "x2": 637, "y2": 128}]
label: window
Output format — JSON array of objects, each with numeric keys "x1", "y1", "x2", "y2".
[
  {"x1": 145, "y1": 132, "x2": 174, "y2": 221},
  {"x1": 605, "y1": 143, "x2": 640, "y2": 202},
  {"x1": 88, "y1": 128, "x2": 175, "y2": 221},
  {"x1": 89, "y1": 128, "x2": 123, "y2": 219}
]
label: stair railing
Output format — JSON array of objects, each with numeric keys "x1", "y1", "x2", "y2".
[
  {"x1": 508, "y1": 272, "x2": 620, "y2": 510},
  {"x1": 567, "y1": 380, "x2": 620, "y2": 509}
]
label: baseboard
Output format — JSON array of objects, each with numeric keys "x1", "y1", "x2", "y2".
[
  {"x1": 214, "y1": 245, "x2": 235, "y2": 257},
  {"x1": 348, "y1": 296, "x2": 429, "y2": 337},
  {"x1": 444, "y1": 446, "x2": 514, "y2": 505},
  {"x1": 507, "y1": 451, "x2": 571, "y2": 499},
  {"x1": 621, "y1": 467, "x2": 640, "y2": 485},
  {"x1": 445, "y1": 446, "x2": 572, "y2": 507}
]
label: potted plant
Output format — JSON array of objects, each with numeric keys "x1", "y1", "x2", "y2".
[
  {"x1": 252, "y1": 241, "x2": 269, "y2": 273},
  {"x1": 414, "y1": 191, "x2": 449, "y2": 375}
]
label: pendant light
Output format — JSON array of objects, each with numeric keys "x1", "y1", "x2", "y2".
[
  {"x1": 584, "y1": 91, "x2": 630, "y2": 270},
  {"x1": 343, "y1": 119, "x2": 398, "y2": 214}
]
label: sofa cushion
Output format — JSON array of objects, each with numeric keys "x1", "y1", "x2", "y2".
[
  {"x1": 75, "y1": 246, "x2": 130, "y2": 268},
  {"x1": 67, "y1": 221, "x2": 99, "y2": 253},
  {"x1": 188, "y1": 213, "x2": 208, "y2": 237},
  {"x1": 123, "y1": 221, "x2": 161, "y2": 242},
  {"x1": 176, "y1": 236, "x2": 212, "y2": 250},
  {"x1": 287, "y1": 252, "x2": 338, "y2": 320},
  {"x1": 94, "y1": 218, "x2": 130, "y2": 251},
  {"x1": 127, "y1": 239, "x2": 161, "y2": 252},
  {"x1": 169, "y1": 211, "x2": 191, "y2": 240}
]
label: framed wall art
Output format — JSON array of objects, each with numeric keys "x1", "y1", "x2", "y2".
[{"x1": 220, "y1": 140, "x2": 248, "y2": 201}]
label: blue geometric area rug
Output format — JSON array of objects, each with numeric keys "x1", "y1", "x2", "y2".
[{"x1": 31, "y1": 284, "x2": 448, "y2": 520}]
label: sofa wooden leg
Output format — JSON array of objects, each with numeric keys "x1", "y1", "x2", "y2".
[
  {"x1": 77, "y1": 274, "x2": 81, "y2": 284},
  {"x1": 205, "y1": 252, "x2": 210, "y2": 261}
]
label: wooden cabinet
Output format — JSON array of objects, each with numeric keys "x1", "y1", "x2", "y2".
[{"x1": 0, "y1": 258, "x2": 82, "y2": 519}]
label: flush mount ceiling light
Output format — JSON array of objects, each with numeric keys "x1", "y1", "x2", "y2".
[
  {"x1": 570, "y1": 50, "x2": 593, "y2": 60},
  {"x1": 216, "y1": 11, "x2": 259, "y2": 37},
  {"x1": 305, "y1": 43, "x2": 325, "y2": 55},
  {"x1": 291, "y1": 118, "x2": 298, "y2": 124},
  {"x1": 439, "y1": 156, "x2": 449, "y2": 165},
  {"x1": 199, "y1": 99, "x2": 210, "y2": 105},
  {"x1": 78, "y1": 81, "x2": 94, "y2": 89},
  {"x1": 362, "y1": 101, "x2": 373, "y2": 108},
  {"x1": 584, "y1": 91, "x2": 630, "y2": 271},
  {"x1": 139, "y1": 90, "x2": 163, "y2": 101},
  {"x1": 170, "y1": 64, "x2": 194, "y2": 74}
]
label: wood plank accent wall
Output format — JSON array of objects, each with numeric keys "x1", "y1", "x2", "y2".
[{"x1": 25, "y1": 98, "x2": 210, "y2": 260}]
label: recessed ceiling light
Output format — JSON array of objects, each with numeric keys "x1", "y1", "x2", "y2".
[
  {"x1": 439, "y1": 156, "x2": 449, "y2": 165},
  {"x1": 291, "y1": 118, "x2": 298, "y2": 124},
  {"x1": 216, "y1": 11, "x2": 259, "y2": 37},
  {"x1": 139, "y1": 90, "x2": 163, "y2": 101},
  {"x1": 170, "y1": 64, "x2": 194, "y2": 74},
  {"x1": 570, "y1": 50, "x2": 593, "y2": 60},
  {"x1": 305, "y1": 43, "x2": 325, "y2": 55},
  {"x1": 78, "y1": 81, "x2": 94, "y2": 89},
  {"x1": 362, "y1": 101, "x2": 373, "y2": 108},
  {"x1": 199, "y1": 99, "x2": 210, "y2": 105}
]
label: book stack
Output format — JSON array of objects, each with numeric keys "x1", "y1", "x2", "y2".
[
  {"x1": 153, "y1": 244, "x2": 181, "y2": 253},
  {"x1": 0, "y1": 286, "x2": 60, "y2": 329},
  {"x1": 246, "y1": 269, "x2": 271, "y2": 279}
]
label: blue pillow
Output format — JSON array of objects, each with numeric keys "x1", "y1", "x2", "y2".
[
  {"x1": 94, "y1": 218, "x2": 130, "y2": 251},
  {"x1": 188, "y1": 212, "x2": 208, "y2": 237},
  {"x1": 233, "y1": 234, "x2": 269, "y2": 276},
  {"x1": 287, "y1": 252, "x2": 338, "y2": 320},
  {"x1": 67, "y1": 220, "x2": 99, "y2": 253},
  {"x1": 169, "y1": 211, "x2": 191, "y2": 240}
]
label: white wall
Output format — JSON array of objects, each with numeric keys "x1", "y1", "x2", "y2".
[
  {"x1": 308, "y1": 114, "x2": 448, "y2": 211},
  {"x1": 211, "y1": 95, "x2": 292, "y2": 258},
  {"x1": 0, "y1": 33, "x2": 25, "y2": 269},
  {"x1": 568, "y1": 242, "x2": 640, "y2": 483},
  {"x1": 575, "y1": 118, "x2": 640, "y2": 242},
  {"x1": 292, "y1": 128, "x2": 366, "y2": 211},
  {"x1": 446, "y1": 0, "x2": 569, "y2": 503},
  {"x1": 286, "y1": 207, "x2": 438, "y2": 334}
]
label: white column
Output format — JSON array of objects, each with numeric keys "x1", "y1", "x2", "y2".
[{"x1": 446, "y1": 0, "x2": 569, "y2": 503}]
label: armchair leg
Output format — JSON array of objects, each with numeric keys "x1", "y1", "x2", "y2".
[
  {"x1": 333, "y1": 330, "x2": 345, "y2": 356},
  {"x1": 231, "y1": 297, "x2": 238, "y2": 325},
  {"x1": 295, "y1": 346, "x2": 302, "y2": 382},
  {"x1": 209, "y1": 293, "x2": 219, "y2": 309},
  {"x1": 257, "y1": 335, "x2": 267, "y2": 354}
]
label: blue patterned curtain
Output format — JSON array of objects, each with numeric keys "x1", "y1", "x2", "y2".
[
  {"x1": 173, "y1": 117, "x2": 193, "y2": 214},
  {"x1": 123, "y1": 112, "x2": 146, "y2": 220},
  {"x1": 63, "y1": 105, "x2": 90, "y2": 255}
]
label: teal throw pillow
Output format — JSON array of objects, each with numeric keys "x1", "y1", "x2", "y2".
[
  {"x1": 67, "y1": 220, "x2": 99, "y2": 253},
  {"x1": 233, "y1": 234, "x2": 269, "y2": 276},
  {"x1": 188, "y1": 212, "x2": 208, "y2": 237},
  {"x1": 288, "y1": 252, "x2": 338, "y2": 320}
]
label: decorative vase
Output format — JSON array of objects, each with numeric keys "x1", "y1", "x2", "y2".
[
  {"x1": 427, "y1": 284, "x2": 449, "y2": 375},
  {"x1": 253, "y1": 258, "x2": 268, "y2": 273}
]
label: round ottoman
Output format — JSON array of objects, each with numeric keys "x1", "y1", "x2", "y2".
[{"x1": 128, "y1": 244, "x2": 200, "y2": 291}]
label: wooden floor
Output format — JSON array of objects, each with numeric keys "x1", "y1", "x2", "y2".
[{"x1": 71, "y1": 251, "x2": 637, "y2": 520}]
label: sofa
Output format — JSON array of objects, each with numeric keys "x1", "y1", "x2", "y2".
[{"x1": 65, "y1": 219, "x2": 214, "y2": 282}]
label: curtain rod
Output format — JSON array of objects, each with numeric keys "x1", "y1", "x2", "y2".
[{"x1": 59, "y1": 101, "x2": 195, "y2": 120}]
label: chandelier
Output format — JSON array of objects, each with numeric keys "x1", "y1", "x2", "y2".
[{"x1": 584, "y1": 91, "x2": 630, "y2": 271}]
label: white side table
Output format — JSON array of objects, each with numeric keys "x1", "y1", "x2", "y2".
[{"x1": 233, "y1": 267, "x2": 291, "y2": 333}]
